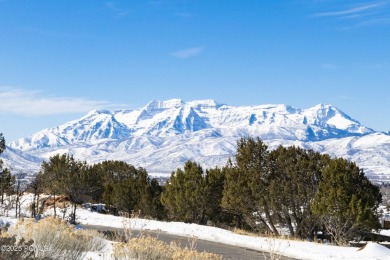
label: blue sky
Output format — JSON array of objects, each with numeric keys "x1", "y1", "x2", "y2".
[{"x1": 1, "y1": 0, "x2": 390, "y2": 142}]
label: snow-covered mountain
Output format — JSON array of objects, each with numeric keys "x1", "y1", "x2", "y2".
[
  {"x1": 1, "y1": 146, "x2": 42, "y2": 173},
  {"x1": 5, "y1": 99, "x2": 390, "y2": 182}
]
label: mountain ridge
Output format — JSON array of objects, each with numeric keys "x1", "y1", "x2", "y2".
[{"x1": 4, "y1": 99, "x2": 390, "y2": 182}]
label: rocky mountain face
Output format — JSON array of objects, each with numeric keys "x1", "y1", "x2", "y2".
[{"x1": 4, "y1": 99, "x2": 390, "y2": 183}]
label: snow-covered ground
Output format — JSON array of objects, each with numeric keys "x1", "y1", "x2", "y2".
[
  {"x1": 73, "y1": 208, "x2": 390, "y2": 260},
  {"x1": 1, "y1": 193, "x2": 390, "y2": 260}
]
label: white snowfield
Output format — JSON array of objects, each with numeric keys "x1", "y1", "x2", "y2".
[
  {"x1": 1, "y1": 193, "x2": 390, "y2": 260},
  {"x1": 4, "y1": 99, "x2": 390, "y2": 182}
]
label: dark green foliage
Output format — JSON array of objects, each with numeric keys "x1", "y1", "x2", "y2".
[
  {"x1": 161, "y1": 161, "x2": 207, "y2": 224},
  {"x1": 311, "y1": 158, "x2": 382, "y2": 244},
  {"x1": 145, "y1": 178, "x2": 166, "y2": 220},
  {"x1": 0, "y1": 168, "x2": 15, "y2": 204},
  {"x1": 268, "y1": 146, "x2": 329, "y2": 238},
  {"x1": 161, "y1": 161, "x2": 230, "y2": 225},
  {"x1": 40, "y1": 154, "x2": 98, "y2": 223},
  {"x1": 0, "y1": 133, "x2": 5, "y2": 154},
  {"x1": 91, "y1": 160, "x2": 137, "y2": 206},
  {"x1": 204, "y1": 167, "x2": 233, "y2": 225},
  {"x1": 0, "y1": 134, "x2": 15, "y2": 205},
  {"x1": 221, "y1": 159, "x2": 246, "y2": 228},
  {"x1": 90, "y1": 160, "x2": 165, "y2": 219},
  {"x1": 222, "y1": 137, "x2": 278, "y2": 234},
  {"x1": 38, "y1": 157, "x2": 165, "y2": 220},
  {"x1": 221, "y1": 137, "x2": 381, "y2": 241},
  {"x1": 27, "y1": 172, "x2": 45, "y2": 218},
  {"x1": 113, "y1": 166, "x2": 148, "y2": 215}
]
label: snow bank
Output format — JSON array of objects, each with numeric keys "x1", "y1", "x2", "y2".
[
  {"x1": 381, "y1": 229, "x2": 390, "y2": 237},
  {"x1": 73, "y1": 208, "x2": 390, "y2": 260},
  {"x1": 2, "y1": 194, "x2": 390, "y2": 260},
  {"x1": 356, "y1": 243, "x2": 390, "y2": 259}
]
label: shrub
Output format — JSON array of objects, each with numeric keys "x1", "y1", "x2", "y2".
[
  {"x1": 113, "y1": 235, "x2": 173, "y2": 260},
  {"x1": 9, "y1": 217, "x2": 107, "y2": 260},
  {"x1": 171, "y1": 247, "x2": 221, "y2": 260},
  {"x1": 113, "y1": 235, "x2": 221, "y2": 260}
]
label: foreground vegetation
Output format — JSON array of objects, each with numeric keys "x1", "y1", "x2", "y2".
[
  {"x1": 113, "y1": 235, "x2": 221, "y2": 260},
  {"x1": 162, "y1": 138, "x2": 381, "y2": 245},
  {"x1": 1, "y1": 217, "x2": 105, "y2": 259},
  {"x1": 0, "y1": 133, "x2": 383, "y2": 246},
  {"x1": 0, "y1": 217, "x2": 222, "y2": 260}
]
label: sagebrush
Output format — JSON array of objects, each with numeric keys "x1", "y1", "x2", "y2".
[
  {"x1": 113, "y1": 235, "x2": 221, "y2": 260},
  {"x1": 9, "y1": 217, "x2": 107, "y2": 260}
]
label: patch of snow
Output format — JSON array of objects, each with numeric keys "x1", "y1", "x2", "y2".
[{"x1": 355, "y1": 242, "x2": 390, "y2": 259}]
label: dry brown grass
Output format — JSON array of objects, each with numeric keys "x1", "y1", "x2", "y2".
[
  {"x1": 9, "y1": 217, "x2": 107, "y2": 260},
  {"x1": 111, "y1": 218, "x2": 221, "y2": 259},
  {"x1": 113, "y1": 235, "x2": 222, "y2": 260},
  {"x1": 113, "y1": 235, "x2": 173, "y2": 260},
  {"x1": 232, "y1": 228, "x2": 261, "y2": 237}
]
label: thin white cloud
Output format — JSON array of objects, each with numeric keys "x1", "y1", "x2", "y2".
[
  {"x1": 105, "y1": 2, "x2": 129, "y2": 17},
  {"x1": 0, "y1": 87, "x2": 109, "y2": 116},
  {"x1": 341, "y1": 17, "x2": 390, "y2": 29},
  {"x1": 313, "y1": 2, "x2": 384, "y2": 17},
  {"x1": 170, "y1": 47, "x2": 204, "y2": 59}
]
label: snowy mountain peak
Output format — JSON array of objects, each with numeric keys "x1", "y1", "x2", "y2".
[
  {"x1": 10, "y1": 100, "x2": 374, "y2": 151},
  {"x1": 308, "y1": 103, "x2": 347, "y2": 120},
  {"x1": 7, "y1": 99, "x2": 389, "y2": 183},
  {"x1": 144, "y1": 99, "x2": 184, "y2": 111},
  {"x1": 257, "y1": 104, "x2": 298, "y2": 114},
  {"x1": 85, "y1": 109, "x2": 112, "y2": 116},
  {"x1": 186, "y1": 99, "x2": 221, "y2": 109},
  {"x1": 302, "y1": 104, "x2": 372, "y2": 134}
]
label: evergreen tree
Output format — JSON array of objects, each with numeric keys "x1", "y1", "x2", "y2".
[
  {"x1": 311, "y1": 158, "x2": 382, "y2": 244},
  {"x1": 92, "y1": 160, "x2": 133, "y2": 212},
  {"x1": 40, "y1": 154, "x2": 95, "y2": 223},
  {"x1": 27, "y1": 172, "x2": 45, "y2": 218},
  {"x1": 82, "y1": 165, "x2": 104, "y2": 203},
  {"x1": 40, "y1": 154, "x2": 67, "y2": 217},
  {"x1": 204, "y1": 166, "x2": 232, "y2": 226},
  {"x1": 161, "y1": 167, "x2": 186, "y2": 221},
  {"x1": 91, "y1": 160, "x2": 152, "y2": 217},
  {"x1": 222, "y1": 137, "x2": 278, "y2": 234},
  {"x1": 0, "y1": 134, "x2": 15, "y2": 206},
  {"x1": 0, "y1": 168, "x2": 15, "y2": 205},
  {"x1": 221, "y1": 159, "x2": 246, "y2": 229},
  {"x1": 0, "y1": 133, "x2": 5, "y2": 154},
  {"x1": 161, "y1": 161, "x2": 207, "y2": 224},
  {"x1": 144, "y1": 178, "x2": 166, "y2": 220},
  {"x1": 103, "y1": 182, "x2": 115, "y2": 213},
  {"x1": 268, "y1": 146, "x2": 328, "y2": 238}
]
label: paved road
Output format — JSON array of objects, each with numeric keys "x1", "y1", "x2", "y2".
[{"x1": 81, "y1": 224, "x2": 297, "y2": 260}]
